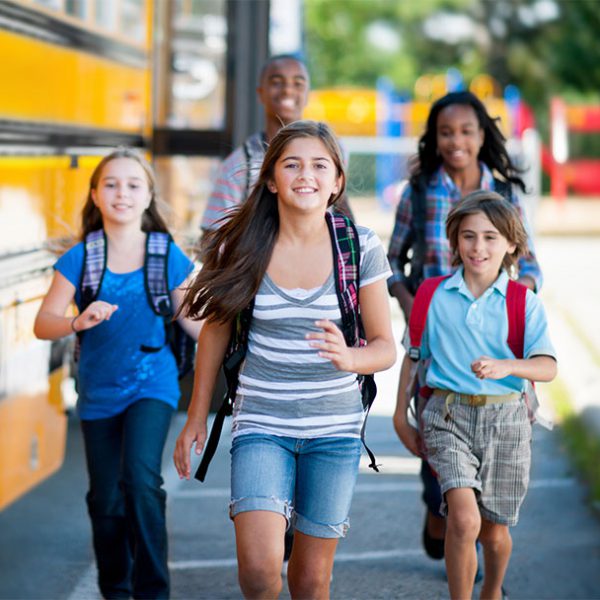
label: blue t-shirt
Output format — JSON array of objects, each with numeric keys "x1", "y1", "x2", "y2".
[
  {"x1": 420, "y1": 268, "x2": 556, "y2": 395},
  {"x1": 55, "y1": 238, "x2": 194, "y2": 420}
]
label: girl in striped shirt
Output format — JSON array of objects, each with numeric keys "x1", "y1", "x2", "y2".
[{"x1": 174, "y1": 120, "x2": 396, "y2": 599}]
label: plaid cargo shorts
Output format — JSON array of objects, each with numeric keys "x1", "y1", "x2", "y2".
[{"x1": 421, "y1": 390, "x2": 532, "y2": 526}]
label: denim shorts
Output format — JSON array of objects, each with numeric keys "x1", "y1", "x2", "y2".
[{"x1": 230, "y1": 433, "x2": 362, "y2": 538}]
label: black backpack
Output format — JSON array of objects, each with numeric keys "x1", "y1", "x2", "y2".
[
  {"x1": 195, "y1": 212, "x2": 378, "y2": 481},
  {"x1": 403, "y1": 177, "x2": 511, "y2": 294},
  {"x1": 79, "y1": 229, "x2": 196, "y2": 382}
]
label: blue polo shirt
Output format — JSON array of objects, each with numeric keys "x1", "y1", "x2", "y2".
[{"x1": 420, "y1": 269, "x2": 555, "y2": 395}]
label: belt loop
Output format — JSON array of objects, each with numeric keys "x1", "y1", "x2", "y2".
[{"x1": 444, "y1": 392, "x2": 455, "y2": 422}]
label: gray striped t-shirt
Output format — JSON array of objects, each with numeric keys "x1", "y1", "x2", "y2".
[{"x1": 231, "y1": 226, "x2": 392, "y2": 440}]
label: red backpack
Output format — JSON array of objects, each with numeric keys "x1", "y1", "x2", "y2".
[{"x1": 406, "y1": 275, "x2": 539, "y2": 419}]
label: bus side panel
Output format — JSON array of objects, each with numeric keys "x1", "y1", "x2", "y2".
[
  {"x1": 0, "y1": 277, "x2": 68, "y2": 511},
  {"x1": 0, "y1": 30, "x2": 149, "y2": 132}
]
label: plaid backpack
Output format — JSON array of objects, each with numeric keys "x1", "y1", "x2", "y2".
[
  {"x1": 195, "y1": 212, "x2": 378, "y2": 481},
  {"x1": 79, "y1": 230, "x2": 196, "y2": 380}
]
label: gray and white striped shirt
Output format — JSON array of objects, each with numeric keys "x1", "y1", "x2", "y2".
[{"x1": 232, "y1": 226, "x2": 392, "y2": 440}]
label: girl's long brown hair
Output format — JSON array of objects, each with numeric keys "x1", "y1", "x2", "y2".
[
  {"x1": 80, "y1": 147, "x2": 169, "y2": 238},
  {"x1": 182, "y1": 120, "x2": 346, "y2": 323}
]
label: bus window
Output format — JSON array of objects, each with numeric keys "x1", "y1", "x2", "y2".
[
  {"x1": 120, "y1": 0, "x2": 146, "y2": 43},
  {"x1": 32, "y1": 0, "x2": 63, "y2": 12},
  {"x1": 95, "y1": 0, "x2": 119, "y2": 34},
  {"x1": 65, "y1": 0, "x2": 87, "y2": 20},
  {"x1": 156, "y1": 0, "x2": 227, "y2": 130}
]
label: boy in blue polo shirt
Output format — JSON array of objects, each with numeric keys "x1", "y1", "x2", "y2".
[{"x1": 393, "y1": 190, "x2": 557, "y2": 600}]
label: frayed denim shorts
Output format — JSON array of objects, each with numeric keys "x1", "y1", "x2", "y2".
[{"x1": 229, "y1": 433, "x2": 362, "y2": 539}]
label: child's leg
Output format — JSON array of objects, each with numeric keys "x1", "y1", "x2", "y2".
[
  {"x1": 478, "y1": 519, "x2": 512, "y2": 600},
  {"x1": 234, "y1": 511, "x2": 287, "y2": 599},
  {"x1": 290, "y1": 437, "x2": 361, "y2": 599},
  {"x1": 287, "y1": 532, "x2": 338, "y2": 600},
  {"x1": 229, "y1": 434, "x2": 296, "y2": 599},
  {"x1": 445, "y1": 487, "x2": 481, "y2": 600}
]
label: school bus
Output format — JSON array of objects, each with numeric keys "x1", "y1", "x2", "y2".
[{"x1": 0, "y1": 0, "x2": 270, "y2": 511}]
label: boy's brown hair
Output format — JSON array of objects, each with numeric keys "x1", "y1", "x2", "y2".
[{"x1": 446, "y1": 190, "x2": 529, "y2": 274}]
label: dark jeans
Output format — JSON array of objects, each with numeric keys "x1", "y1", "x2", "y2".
[
  {"x1": 421, "y1": 459, "x2": 444, "y2": 518},
  {"x1": 81, "y1": 399, "x2": 174, "y2": 599}
]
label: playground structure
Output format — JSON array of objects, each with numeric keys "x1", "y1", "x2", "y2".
[
  {"x1": 304, "y1": 72, "x2": 600, "y2": 201},
  {"x1": 547, "y1": 97, "x2": 600, "y2": 200}
]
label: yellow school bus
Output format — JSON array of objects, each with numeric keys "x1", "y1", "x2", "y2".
[{"x1": 0, "y1": 0, "x2": 152, "y2": 510}]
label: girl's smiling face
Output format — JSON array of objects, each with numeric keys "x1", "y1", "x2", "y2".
[
  {"x1": 458, "y1": 211, "x2": 516, "y2": 284},
  {"x1": 269, "y1": 136, "x2": 342, "y2": 214},
  {"x1": 436, "y1": 103, "x2": 484, "y2": 176},
  {"x1": 92, "y1": 157, "x2": 152, "y2": 227}
]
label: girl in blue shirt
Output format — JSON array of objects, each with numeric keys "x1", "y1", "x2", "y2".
[
  {"x1": 34, "y1": 148, "x2": 201, "y2": 599},
  {"x1": 394, "y1": 191, "x2": 556, "y2": 600}
]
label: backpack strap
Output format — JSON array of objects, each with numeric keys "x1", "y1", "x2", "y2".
[
  {"x1": 242, "y1": 139, "x2": 252, "y2": 201},
  {"x1": 408, "y1": 275, "x2": 450, "y2": 361},
  {"x1": 326, "y1": 212, "x2": 381, "y2": 472},
  {"x1": 407, "y1": 176, "x2": 428, "y2": 293},
  {"x1": 493, "y1": 177, "x2": 512, "y2": 201},
  {"x1": 326, "y1": 212, "x2": 361, "y2": 347},
  {"x1": 145, "y1": 231, "x2": 173, "y2": 317},
  {"x1": 80, "y1": 229, "x2": 107, "y2": 310},
  {"x1": 195, "y1": 300, "x2": 254, "y2": 482},
  {"x1": 506, "y1": 279, "x2": 527, "y2": 359}
]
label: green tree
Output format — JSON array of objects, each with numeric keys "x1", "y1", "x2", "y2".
[{"x1": 304, "y1": 0, "x2": 600, "y2": 111}]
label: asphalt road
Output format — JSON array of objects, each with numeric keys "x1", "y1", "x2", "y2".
[{"x1": 1, "y1": 408, "x2": 599, "y2": 599}]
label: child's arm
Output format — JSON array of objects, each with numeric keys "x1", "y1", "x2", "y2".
[
  {"x1": 306, "y1": 278, "x2": 396, "y2": 374},
  {"x1": 173, "y1": 318, "x2": 231, "y2": 480},
  {"x1": 471, "y1": 354, "x2": 557, "y2": 383},
  {"x1": 393, "y1": 354, "x2": 422, "y2": 457},
  {"x1": 171, "y1": 286, "x2": 203, "y2": 340},
  {"x1": 34, "y1": 272, "x2": 117, "y2": 340}
]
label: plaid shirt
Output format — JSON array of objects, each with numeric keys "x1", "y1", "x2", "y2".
[
  {"x1": 387, "y1": 163, "x2": 542, "y2": 292},
  {"x1": 201, "y1": 132, "x2": 267, "y2": 231}
]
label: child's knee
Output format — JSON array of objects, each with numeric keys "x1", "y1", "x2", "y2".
[
  {"x1": 238, "y1": 556, "x2": 282, "y2": 597},
  {"x1": 479, "y1": 522, "x2": 511, "y2": 549},
  {"x1": 447, "y1": 505, "x2": 481, "y2": 540}
]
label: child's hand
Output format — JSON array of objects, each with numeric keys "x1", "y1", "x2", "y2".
[
  {"x1": 173, "y1": 420, "x2": 207, "y2": 480},
  {"x1": 73, "y1": 301, "x2": 118, "y2": 332},
  {"x1": 306, "y1": 319, "x2": 354, "y2": 371},
  {"x1": 471, "y1": 356, "x2": 512, "y2": 380},
  {"x1": 393, "y1": 411, "x2": 422, "y2": 457}
]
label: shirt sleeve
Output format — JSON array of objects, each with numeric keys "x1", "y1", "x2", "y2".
[
  {"x1": 168, "y1": 242, "x2": 195, "y2": 290},
  {"x1": 54, "y1": 242, "x2": 84, "y2": 288},
  {"x1": 509, "y1": 190, "x2": 543, "y2": 291},
  {"x1": 386, "y1": 183, "x2": 413, "y2": 290},
  {"x1": 523, "y1": 290, "x2": 556, "y2": 360},
  {"x1": 359, "y1": 227, "x2": 392, "y2": 287},
  {"x1": 200, "y1": 146, "x2": 249, "y2": 231}
]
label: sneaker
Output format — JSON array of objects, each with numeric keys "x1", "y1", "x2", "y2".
[{"x1": 422, "y1": 511, "x2": 445, "y2": 560}]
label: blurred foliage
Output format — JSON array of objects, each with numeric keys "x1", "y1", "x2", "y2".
[
  {"x1": 550, "y1": 378, "x2": 600, "y2": 506},
  {"x1": 304, "y1": 0, "x2": 600, "y2": 116}
]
